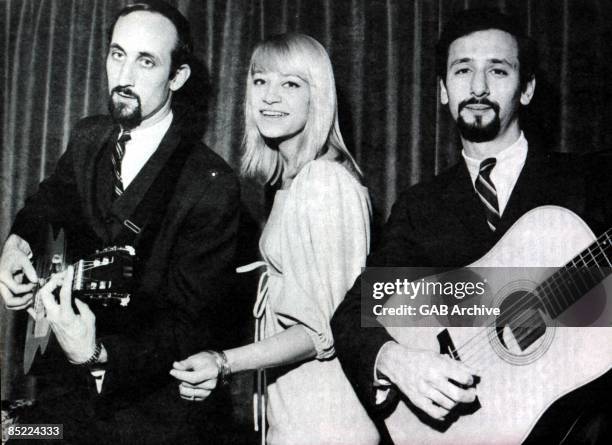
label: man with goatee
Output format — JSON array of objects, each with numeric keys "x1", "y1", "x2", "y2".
[{"x1": 0, "y1": 2, "x2": 239, "y2": 443}]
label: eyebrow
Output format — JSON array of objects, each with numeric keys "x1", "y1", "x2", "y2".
[
  {"x1": 449, "y1": 57, "x2": 517, "y2": 69},
  {"x1": 280, "y1": 72, "x2": 308, "y2": 82},
  {"x1": 251, "y1": 69, "x2": 308, "y2": 83},
  {"x1": 109, "y1": 43, "x2": 125, "y2": 53},
  {"x1": 109, "y1": 43, "x2": 160, "y2": 62},
  {"x1": 138, "y1": 51, "x2": 159, "y2": 62}
]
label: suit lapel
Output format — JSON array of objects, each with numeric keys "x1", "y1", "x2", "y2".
[
  {"x1": 440, "y1": 163, "x2": 494, "y2": 245},
  {"x1": 107, "y1": 121, "x2": 183, "y2": 240},
  {"x1": 441, "y1": 150, "x2": 550, "y2": 242},
  {"x1": 497, "y1": 150, "x2": 545, "y2": 234},
  {"x1": 86, "y1": 124, "x2": 119, "y2": 244}
]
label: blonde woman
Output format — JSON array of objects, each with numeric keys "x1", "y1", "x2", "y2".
[{"x1": 171, "y1": 33, "x2": 379, "y2": 445}]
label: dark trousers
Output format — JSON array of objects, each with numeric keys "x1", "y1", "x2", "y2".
[
  {"x1": 10, "y1": 382, "x2": 236, "y2": 445},
  {"x1": 524, "y1": 368, "x2": 612, "y2": 445}
]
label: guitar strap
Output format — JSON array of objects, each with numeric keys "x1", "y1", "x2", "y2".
[{"x1": 111, "y1": 139, "x2": 195, "y2": 259}]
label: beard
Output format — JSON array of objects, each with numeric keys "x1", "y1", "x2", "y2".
[
  {"x1": 108, "y1": 86, "x2": 143, "y2": 129},
  {"x1": 456, "y1": 98, "x2": 501, "y2": 143}
]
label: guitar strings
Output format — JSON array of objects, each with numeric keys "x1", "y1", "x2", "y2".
[
  {"x1": 456, "y1": 277, "x2": 609, "y2": 370},
  {"x1": 495, "y1": 232, "x2": 612, "y2": 338},
  {"x1": 457, "y1": 235, "x2": 609, "y2": 360},
  {"x1": 457, "y1": 241, "x2": 611, "y2": 368},
  {"x1": 31, "y1": 254, "x2": 81, "y2": 315},
  {"x1": 445, "y1": 231, "x2": 611, "y2": 369}
]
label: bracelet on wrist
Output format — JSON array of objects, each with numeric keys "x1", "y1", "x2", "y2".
[
  {"x1": 206, "y1": 350, "x2": 232, "y2": 386},
  {"x1": 76, "y1": 340, "x2": 103, "y2": 368}
]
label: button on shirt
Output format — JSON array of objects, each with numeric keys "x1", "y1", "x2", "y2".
[{"x1": 462, "y1": 132, "x2": 528, "y2": 216}]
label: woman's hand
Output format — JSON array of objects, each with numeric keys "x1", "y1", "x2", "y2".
[{"x1": 170, "y1": 351, "x2": 220, "y2": 402}]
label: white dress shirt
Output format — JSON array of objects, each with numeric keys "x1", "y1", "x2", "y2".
[{"x1": 121, "y1": 110, "x2": 174, "y2": 189}]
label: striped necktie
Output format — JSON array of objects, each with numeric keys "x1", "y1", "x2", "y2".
[
  {"x1": 112, "y1": 129, "x2": 131, "y2": 200},
  {"x1": 475, "y1": 157, "x2": 500, "y2": 231}
]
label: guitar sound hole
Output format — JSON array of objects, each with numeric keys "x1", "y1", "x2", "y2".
[{"x1": 496, "y1": 290, "x2": 547, "y2": 352}]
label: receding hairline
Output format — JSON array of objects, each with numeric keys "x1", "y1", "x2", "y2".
[{"x1": 111, "y1": 10, "x2": 180, "y2": 52}]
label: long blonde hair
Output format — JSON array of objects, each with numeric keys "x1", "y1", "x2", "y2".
[{"x1": 241, "y1": 33, "x2": 361, "y2": 184}]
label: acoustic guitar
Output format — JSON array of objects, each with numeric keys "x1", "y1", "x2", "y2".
[
  {"x1": 380, "y1": 206, "x2": 612, "y2": 444},
  {"x1": 23, "y1": 227, "x2": 135, "y2": 374}
]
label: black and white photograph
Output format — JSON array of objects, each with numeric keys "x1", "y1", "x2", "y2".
[{"x1": 2, "y1": 1, "x2": 611, "y2": 444}]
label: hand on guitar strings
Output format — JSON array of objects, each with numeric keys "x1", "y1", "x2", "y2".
[
  {"x1": 170, "y1": 351, "x2": 220, "y2": 402},
  {"x1": 38, "y1": 266, "x2": 98, "y2": 365},
  {"x1": 377, "y1": 342, "x2": 479, "y2": 421},
  {"x1": 0, "y1": 234, "x2": 39, "y2": 311}
]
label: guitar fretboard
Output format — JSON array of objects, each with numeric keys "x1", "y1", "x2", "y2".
[{"x1": 538, "y1": 228, "x2": 612, "y2": 318}]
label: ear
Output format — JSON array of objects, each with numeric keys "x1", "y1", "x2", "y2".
[
  {"x1": 439, "y1": 78, "x2": 449, "y2": 105},
  {"x1": 169, "y1": 64, "x2": 191, "y2": 92},
  {"x1": 520, "y1": 76, "x2": 536, "y2": 106}
]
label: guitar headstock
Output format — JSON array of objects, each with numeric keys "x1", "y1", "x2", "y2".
[{"x1": 72, "y1": 246, "x2": 136, "y2": 308}]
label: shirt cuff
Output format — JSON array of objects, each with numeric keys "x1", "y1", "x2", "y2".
[
  {"x1": 373, "y1": 340, "x2": 397, "y2": 405},
  {"x1": 90, "y1": 370, "x2": 106, "y2": 393}
]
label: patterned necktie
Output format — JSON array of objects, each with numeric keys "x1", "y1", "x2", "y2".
[
  {"x1": 112, "y1": 129, "x2": 131, "y2": 200},
  {"x1": 475, "y1": 157, "x2": 500, "y2": 231}
]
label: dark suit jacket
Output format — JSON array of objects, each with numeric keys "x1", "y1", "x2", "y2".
[
  {"x1": 331, "y1": 147, "x2": 612, "y2": 418},
  {"x1": 12, "y1": 113, "x2": 240, "y2": 444}
]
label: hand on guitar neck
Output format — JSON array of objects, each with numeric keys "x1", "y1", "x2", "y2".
[
  {"x1": 0, "y1": 234, "x2": 39, "y2": 312},
  {"x1": 37, "y1": 266, "x2": 106, "y2": 365},
  {"x1": 376, "y1": 341, "x2": 478, "y2": 420},
  {"x1": 0, "y1": 234, "x2": 113, "y2": 373}
]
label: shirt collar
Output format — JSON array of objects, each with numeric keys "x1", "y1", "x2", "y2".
[
  {"x1": 461, "y1": 132, "x2": 528, "y2": 216},
  {"x1": 126, "y1": 110, "x2": 173, "y2": 142},
  {"x1": 462, "y1": 132, "x2": 528, "y2": 175}
]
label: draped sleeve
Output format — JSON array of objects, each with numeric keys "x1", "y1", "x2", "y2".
[{"x1": 274, "y1": 159, "x2": 371, "y2": 359}]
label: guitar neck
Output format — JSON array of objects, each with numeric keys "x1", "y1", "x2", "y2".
[
  {"x1": 32, "y1": 246, "x2": 135, "y2": 309},
  {"x1": 538, "y1": 228, "x2": 612, "y2": 318}
]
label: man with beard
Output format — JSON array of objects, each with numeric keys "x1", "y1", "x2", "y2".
[
  {"x1": 332, "y1": 8, "x2": 611, "y2": 444},
  {"x1": 0, "y1": 1, "x2": 239, "y2": 443}
]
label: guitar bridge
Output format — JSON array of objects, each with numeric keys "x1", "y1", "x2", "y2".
[{"x1": 438, "y1": 329, "x2": 461, "y2": 360}]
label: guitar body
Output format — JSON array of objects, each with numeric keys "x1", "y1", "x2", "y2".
[
  {"x1": 23, "y1": 226, "x2": 65, "y2": 374},
  {"x1": 384, "y1": 206, "x2": 612, "y2": 444}
]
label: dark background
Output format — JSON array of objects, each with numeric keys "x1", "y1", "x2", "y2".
[{"x1": 2, "y1": 0, "x2": 612, "y2": 428}]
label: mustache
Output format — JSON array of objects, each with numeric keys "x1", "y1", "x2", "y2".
[
  {"x1": 458, "y1": 97, "x2": 499, "y2": 112},
  {"x1": 111, "y1": 86, "x2": 140, "y2": 100}
]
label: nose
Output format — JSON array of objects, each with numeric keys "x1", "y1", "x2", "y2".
[
  {"x1": 117, "y1": 60, "x2": 135, "y2": 86},
  {"x1": 470, "y1": 70, "x2": 489, "y2": 98},
  {"x1": 262, "y1": 83, "x2": 281, "y2": 104}
]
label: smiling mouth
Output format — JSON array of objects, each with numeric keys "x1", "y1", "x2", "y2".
[{"x1": 260, "y1": 110, "x2": 288, "y2": 117}]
